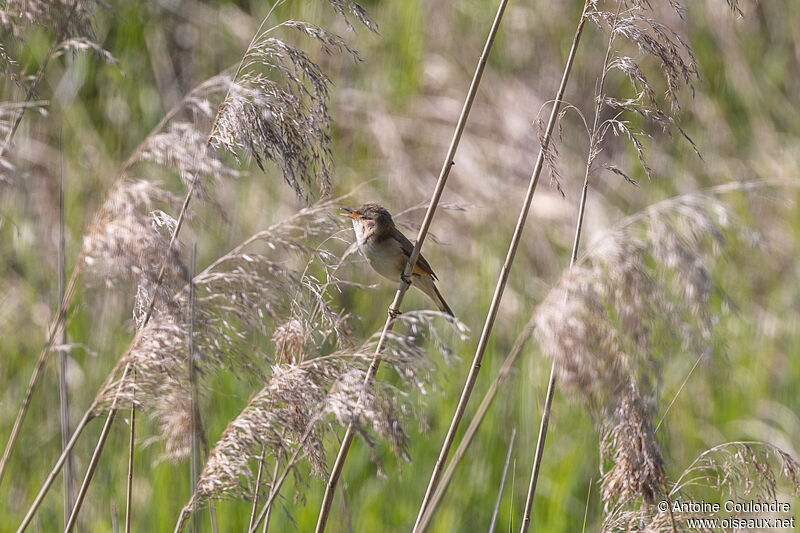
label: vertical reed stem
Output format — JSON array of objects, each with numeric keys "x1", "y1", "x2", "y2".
[
  {"x1": 63, "y1": 364, "x2": 132, "y2": 533},
  {"x1": 188, "y1": 244, "x2": 199, "y2": 533},
  {"x1": 249, "y1": 446, "x2": 267, "y2": 532},
  {"x1": 261, "y1": 459, "x2": 281, "y2": 533},
  {"x1": 412, "y1": 3, "x2": 589, "y2": 529},
  {"x1": 124, "y1": 380, "x2": 135, "y2": 533},
  {"x1": 518, "y1": 360, "x2": 556, "y2": 533},
  {"x1": 415, "y1": 316, "x2": 535, "y2": 531},
  {"x1": 16, "y1": 409, "x2": 93, "y2": 533},
  {"x1": 313, "y1": 2, "x2": 511, "y2": 530},
  {"x1": 58, "y1": 130, "x2": 75, "y2": 526}
]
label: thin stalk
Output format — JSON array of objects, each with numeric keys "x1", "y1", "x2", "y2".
[
  {"x1": 416, "y1": 316, "x2": 535, "y2": 532},
  {"x1": 249, "y1": 426, "x2": 312, "y2": 533},
  {"x1": 314, "y1": 2, "x2": 510, "y2": 530},
  {"x1": 518, "y1": 360, "x2": 556, "y2": 533},
  {"x1": 519, "y1": 4, "x2": 616, "y2": 531},
  {"x1": 412, "y1": 3, "x2": 589, "y2": 529},
  {"x1": 189, "y1": 244, "x2": 199, "y2": 533},
  {"x1": 248, "y1": 447, "x2": 267, "y2": 532},
  {"x1": 15, "y1": 410, "x2": 94, "y2": 532},
  {"x1": 64, "y1": 364, "x2": 132, "y2": 533},
  {"x1": 655, "y1": 352, "x2": 703, "y2": 433},
  {"x1": 488, "y1": 428, "x2": 516, "y2": 533},
  {"x1": 580, "y1": 479, "x2": 592, "y2": 533},
  {"x1": 261, "y1": 457, "x2": 281, "y2": 532},
  {"x1": 124, "y1": 377, "x2": 135, "y2": 533},
  {"x1": 64, "y1": 414, "x2": 115, "y2": 532},
  {"x1": 58, "y1": 130, "x2": 74, "y2": 526},
  {"x1": 0, "y1": 268, "x2": 79, "y2": 487},
  {"x1": 209, "y1": 501, "x2": 219, "y2": 533}
]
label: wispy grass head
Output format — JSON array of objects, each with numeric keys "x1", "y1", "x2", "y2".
[
  {"x1": 536, "y1": 189, "x2": 757, "y2": 505},
  {"x1": 211, "y1": 4, "x2": 373, "y2": 200},
  {"x1": 187, "y1": 310, "x2": 454, "y2": 513},
  {"x1": 80, "y1": 179, "x2": 188, "y2": 325},
  {"x1": 603, "y1": 441, "x2": 800, "y2": 532},
  {"x1": 0, "y1": 0, "x2": 100, "y2": 39}
]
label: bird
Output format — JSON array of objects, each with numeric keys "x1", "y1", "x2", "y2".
[{"x1": 342, "y1": 202, "x2": 454, "y2": 317}]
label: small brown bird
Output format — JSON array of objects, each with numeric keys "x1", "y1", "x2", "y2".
[{"x1": 343, "y1": 202, "x2": 454, "y2": 316}]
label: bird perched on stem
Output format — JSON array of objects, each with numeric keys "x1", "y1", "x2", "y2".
[{"x1": 342, "y1": 202, "x2": 454, "y2": 317}]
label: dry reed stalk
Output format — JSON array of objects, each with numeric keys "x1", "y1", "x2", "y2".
[
  {"x1": 64, "y1": 365, "x2": 133, "y2": 533},
  {"x1": 248, "y1": 446, "x2": 267, "y2": 532},
  {"x1": 188, "y1": 248, "x2": 199, "y2": 533},
  {"x1": 416, "y1": 315, "x2": 535, "y2": 532},
  {"x1": 261, "y1": 460, "x2": 281, "y2": 532},
  {"x1": 14, "y1": 407, "x2": 95, "y2": 532},
  {"x1": 124, "y1": 383, "x2": 135, "y2": 533},
  {"x1": 313, "y1": 1, "x2": 511, "y2": 529},
  {"x1": 411, "y1": 3, "x2": 588, "y2": 529},
  {"x1": 521, "y1": 2, "x2": 618, "y2": 528}
]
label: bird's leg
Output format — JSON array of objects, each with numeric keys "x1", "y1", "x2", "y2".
[{"x1": 400, "y1": 272, "x2": 413, "y2": 286}]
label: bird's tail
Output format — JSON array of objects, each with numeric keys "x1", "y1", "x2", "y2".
[
  {"x1": 416, "y1": 276, "x2": 454, "y2": 317},
  {"x1": 433, "y1": 283, "x2": 455, "y2": 317}
]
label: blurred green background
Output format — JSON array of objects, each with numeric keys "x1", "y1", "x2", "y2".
[{"x1": 2, "y1": 0, "x2": 799, "y2": 531}]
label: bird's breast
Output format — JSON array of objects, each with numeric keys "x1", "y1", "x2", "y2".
[{"x1": 360, "y1": 236, "x2": 406, "y2": 281}]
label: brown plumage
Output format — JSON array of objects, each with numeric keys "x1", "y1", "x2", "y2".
[{"x1": 343, "y1": 203, "x2": 453, "y2": 316}]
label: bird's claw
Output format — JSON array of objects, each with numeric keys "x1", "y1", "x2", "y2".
[
  {"x1": 400, "y1": 272, "x2": 412, "y2": 286},
  {"x1": 388, "y1": 308, "x2": 402, "y2": 319}
]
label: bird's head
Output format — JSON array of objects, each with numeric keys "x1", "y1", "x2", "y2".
[{"x1": 341, "y1": 203, "x2": 394, "y2": 236}]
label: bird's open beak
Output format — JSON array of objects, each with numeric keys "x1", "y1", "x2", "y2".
[{"x1": 341, "y1": 207, "x2": 358, "y2": 219}]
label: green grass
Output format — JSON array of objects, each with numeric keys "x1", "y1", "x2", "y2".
[{"x1": 2, "y1": 1, "x2": 800, "y2": 532}]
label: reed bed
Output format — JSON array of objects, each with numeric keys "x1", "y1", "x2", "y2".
[{"x1": 2, "y1": 0, "x2": 800, "y2": 531}]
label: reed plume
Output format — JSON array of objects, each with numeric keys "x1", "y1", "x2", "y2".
[
  {"x1": 535, "y1": 188, "x2": 761, "y2": 506},
  {"x1": 602, "y1": 442, "x2": 800, "y2": 532}
]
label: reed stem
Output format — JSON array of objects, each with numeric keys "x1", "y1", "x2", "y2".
[
  {"x1": 412, "y1": 3, "x2": 589, "y2": 529},
  {"x1": 313, "y1": 1, "x2": 511, "y2": 530}
]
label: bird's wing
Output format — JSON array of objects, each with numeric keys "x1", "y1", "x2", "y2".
[{"x1": 391, "y1": 229, "x2": 439, "y2": 281}]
